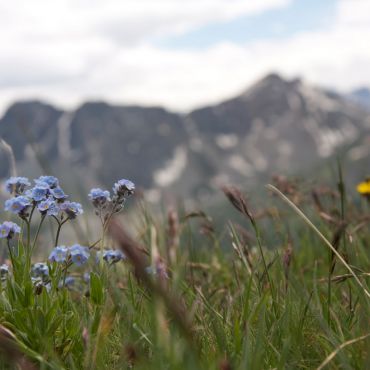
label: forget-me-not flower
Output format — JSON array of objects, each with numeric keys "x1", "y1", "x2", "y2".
[
  {"x1": 70, "y1": 244, "x2": 90, "y2": 266},
  {"x1": 113, "y1": 179, "x2": 135, "y2": 197},
  {"x1": 37, "y1": 198, "x2": 60, "y2": 216},
  {"x1": 49, "y1": 246, "x2": 68, "y2": 263},
  {"x1": 88, "y1": 188, "x2": 111, "y2": 207},
  {"x1": 0, "y1": 264, "x2": 9, "y2": 278},
  {"x1": 5, "y1": 177, "x2": 30, "y2": 195},
  {"x1": 31, "y1": 182, "x2": 50, "y2": 202},
  {"x1": 50, "y1": 187, "x2": 68, "y2": 201},
  {"x1": 5, "y1": 196, "x2": 31, "y2": 215},
  {"x1": 32, "y1": 262, "x2": 49, "y2": 278},
  {"x1": 60, "y1": 201, "x2": 83, "y2": 219},
  {"x1": 0, "y1": 221, "x2": 21, "y2": 239},
  {"x1": 35, "y1": 176, "x2": 59, "y2": 189}
]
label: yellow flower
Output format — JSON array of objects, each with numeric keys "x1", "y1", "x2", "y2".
[{"x1": 357, "y1": 179, "x2": 370, "y2": 196}]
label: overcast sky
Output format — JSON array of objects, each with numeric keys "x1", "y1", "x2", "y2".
[{"x1": 0, "y1": 0, "x2": 369, "y2": 114}]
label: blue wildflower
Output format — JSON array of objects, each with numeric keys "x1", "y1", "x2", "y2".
[
  {"x1": 32, "y1": 262, "x2": 49, "y2": 278},
  {"x1": 104, "y1": 250, "x2": 125, "y2": 264},
  {"x1": 37, "y1": 198, "x2": 60, "y2": 216},
  {"x1": 31, "y1": 182, "x2": 49, "y2": 202},
  {"x1": 0, "y1": 221, "x2": 21, "y2": 239},
  {"x1": 61, "y1": 276, "x2": 75, "y2": 288},
  {"x1": 88, "y1": 188, "x2": 111, "y2": 207},
  {"x1": 49, "y1": 246, "x2": 68, "y2": 263},
  {"x1": 70, "y1": 244, "x2": 90, "y2": 266},
  {"x1": 50, "y1": 187, "x2": 68, "y2": 201},
  {"x1": 5, "y1": 196, "x2": 31, "y2": 215},
  {"x1": 5, "y1": 177, "x2": 30, "y2": 195},
  {"x1": 0, "y1": 264, "x2": 9, "y2": 278},
  {"x1": 113, "y1": 179, "x2": 135, "y2": 197},
  {"x1": 60, "y1": 201, "x2": 83, "y2": 219},
  {"x1": 35, "y1": 176, "x2": 59, "y2": 189}
]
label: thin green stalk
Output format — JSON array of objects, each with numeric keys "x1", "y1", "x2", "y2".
[
  {"x1": 337, "y1": 160, "x2": 353, "y2": 315},
  {"x1": 24, "y1": 218, "x2": 32, "y2": 274},
  {"x1": 54, "y1": 217, "x2": 70, "y2": 247},
  {"x1": 28, "y1": 204, "x2": 36, "y2": 225},
  {"x1": 6, "y1": 239, "x2": 14, "y2": 268},
  {"x1": 31, "y1": 214, "x2": 46, "y2": 253},
  {"x1": 267, "y1": 184, "x2": 370, "y2": 299},
  {"x1": 25, "y1": 219, "x2": 31, "y2": 249},
  {"x1": 327, "y1": 248, "x2": 332, "y2": 325},
  {"x1": 251, "y1": 219, "x2": 278, "y2": 316},
  {"x1": 101, "y1": 198, "x2": 121, "y2": 247}
]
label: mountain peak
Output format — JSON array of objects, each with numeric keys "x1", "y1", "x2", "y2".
[
  {"x1": 240, "y1": 72, "x2": 302, "y2": 100},
  {"x1": 260, "y1": 72, "x2": 285, "y2": 84}
]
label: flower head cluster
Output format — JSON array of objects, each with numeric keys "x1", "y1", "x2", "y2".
[
  {"x1": 30, "y1": 182, "x2": 50, "y2": 202},
  {"x1": 49, "y1": 245, "x2": 90, "y2": 266},
  {"x1": 0, "y1": 264, "x2": 9, "y2": 280},
  {"x1": 2, "y1": 174, "x2": 135, "y2": 293},
  {"x1": 32, "y1": 262, "x2": 49, "y2": 279},
  {"x1": 5, "y1": 177, "x2": 31, "y2": 195},
  {"x1": 60, "y1": 201, "x2": 83, "y2": 219},
  {"x1": 113, "y1": 179, "x2": 135, "y2": 198},
  {"x1": 35, "y1": 176, "x2": 59, "y2": 189},
  {"x1": 87, "y1": 179, "x2": 134, "y2": 218},
  {"x1": 0, "y1": 221, "x2": 21, "y2": 239},
  {"x1": 88, "y1": 188, "x2": 111, "y2": 208},
  {"x1": 97, "y1": 249, "x2": 125, "y2": 264},
  {"x1": 3, "y1": 175, "x2": 79, "y2": 222},
  {"x1": 30, "y1": 177, "x2": 67, "y2": 203}
]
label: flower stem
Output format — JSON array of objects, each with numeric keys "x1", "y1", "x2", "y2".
[
  {"x1": 31, "y1": 215, "x2": 46, "y2": 253},
  {"x1": 25, "y1": 219, "x2": 31, "y2": 249},
  {"x1": 54, "y1": 217, "x2": 69, "y2": 247},
  {"x1": 6, "y1": 239, "x2": 14, "y2": 268}
]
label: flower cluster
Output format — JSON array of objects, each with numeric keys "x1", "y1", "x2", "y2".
[
  {"x1": 113, "y1": 179, "x2": 135, "y2": 197},
  {"x1": 0, "y1": 264, "x2": 9, "y2": 281},
  {"x1": 88, "y1": 179, "x2": 135, "y2": 221},
  {"x1": 32, "y1": 262, "x2": 49, "y2": 279},
  {"x1": 49, "y1": 244, "x2": 90, "y2": 266},
  {"x1": 3, "y1": 175, "x2": 82, "y2": 220},
  {"x1": 88, "y1": 188, "x2": 111, "y2": 208},
  {"x1": 1, "y1": 175, "x2": 134, "y2": 292}
]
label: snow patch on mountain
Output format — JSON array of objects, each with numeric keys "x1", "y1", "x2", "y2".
[{"x1": 154, "y1": 146, "x2": 187, "y2": 187}]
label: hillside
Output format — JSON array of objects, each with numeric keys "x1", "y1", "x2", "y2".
[{"x1": 0, "y1": 74, "x2": 369, "y2": 199}]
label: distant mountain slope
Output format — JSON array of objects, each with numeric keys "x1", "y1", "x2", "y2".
[
  {"x1": 0, "y1": 101, "x2": 63, "y2": 177},
  {"x1": 0, "y1": 74, "x2": 369, "y2": 197},
  {"x1": 187, "y1": 74, "x2": 370, "y2": 188}
]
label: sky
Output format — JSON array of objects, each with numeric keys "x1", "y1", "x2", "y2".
[{"x1": 0, "y1": 0, "x2": 370, "y2": 114}]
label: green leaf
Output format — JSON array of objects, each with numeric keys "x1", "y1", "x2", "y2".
[{"x1": 90, "y1": 272, "x2": 104, "y2": 305}]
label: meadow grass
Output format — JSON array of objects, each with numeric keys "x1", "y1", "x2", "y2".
[{"x1": 0, "y1": 175, "x2": 370, "y2": 370}]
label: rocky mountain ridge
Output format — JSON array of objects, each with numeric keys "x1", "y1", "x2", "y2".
[{"x1": 0, "y1": 73, "x2": 369, "y2": 200}]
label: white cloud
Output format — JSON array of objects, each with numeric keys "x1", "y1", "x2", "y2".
[{"x1": 0, "y1": 0, "x2": 370, "y2": 114}]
